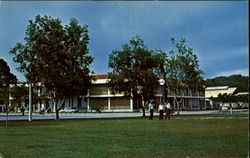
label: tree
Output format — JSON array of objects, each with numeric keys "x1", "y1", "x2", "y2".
[
  {"x1": 0, "y1": 59, "x2": 17, "y2": 88},
  {"x1": 10, "y1": 84, "x2": 29, "y2": 109},
  {"x1": 10, "y1": 15, "x2": 94, "y2": 119},
  {"x1": 158, "y1": 38, "x2": 204, "y2": 115},
  {"x1": 108, "y1": 36, "x2": 160, "y2": 117},
  {"x1": 0, "y1": 59, "x2": 17, "y2": 111},
  {"x1": 205, "y1": 75, "x2": 249, "y2": 92}
]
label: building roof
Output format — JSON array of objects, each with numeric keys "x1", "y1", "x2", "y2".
[
  {"x1": 235, "y1": 92, "x2": 249, "y2": 96},
  {"x1": 90, "y1": 74, "x2": 108, "y2": 79},
  {"x1": 205, "y1": 86, "x2": 229, "y2": 90},
  {"x1": 205, "y1": 86, "x2": 237, "y2": 98}
]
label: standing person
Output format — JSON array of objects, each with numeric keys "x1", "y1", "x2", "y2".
[
  {"x1": 148, "y1": 101, "x2": 154, "y2": 120},
  {"x1": 165, "y1": 102, "x2": 171, "y2": 120},
  {"x1": 158, "y1": 103, "x2": 165, "y2": 120},
  {"x1": 229, "y1": 103, "x2": 232, "y2": 114},
  {"x1": 20, "y1": 106, "x2": 25, "y2": 116}
]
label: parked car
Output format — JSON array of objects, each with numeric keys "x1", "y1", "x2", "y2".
[
  {"x1": 60, "y1": 109, "x2": 77, "y2": 113},
  {"x1": 221, "y1": 105, "x2": 228, "y2": 112}
]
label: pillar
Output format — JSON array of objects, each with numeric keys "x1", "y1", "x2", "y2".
[{"x1": 87, "y1": 89, "x2": 90, "y2": 111}]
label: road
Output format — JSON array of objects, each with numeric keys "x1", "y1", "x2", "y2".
[{"x1": 0, "y1": 110, "x2": 248, "y2": 121}]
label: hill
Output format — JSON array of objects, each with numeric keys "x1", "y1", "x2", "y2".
[{"x1": 205, "y1": 74, "x2": 249, "y2": 92}]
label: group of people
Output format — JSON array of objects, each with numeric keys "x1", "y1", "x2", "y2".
[{"x1": 148, "y1": 101, "x2": 171, "y2": 120}]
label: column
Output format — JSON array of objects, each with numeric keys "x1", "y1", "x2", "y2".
[
  {"x1": 37, "y1": 87, "x2": 41, "y2": 112},
  {"x1": 87, "y1": 89, "x2": 90, "y2": 111},
  {"x1": 130, "y1": 97, "x2": 133, "y2": 112},
  {"x1": 108, "y1": 89, "x2": 111, "y2": 110},
  {"x1": 174, "y1": 97, "x2": 176, "y2": 110},
  {"x1": 28, "y1": 83, "x2": 32, "y2": 122},
  {"x1": 108, "y1": 98, "x2": 111, "y2": 111},
  {"x1": 205, "y1": 98, "x2": 207, "y2": 109},
  {"x1": 198, "y1": 92, "x2": 200, "y2": 109}
]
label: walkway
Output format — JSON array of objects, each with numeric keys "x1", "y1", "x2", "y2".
[{"x1": 0, "y1": 110, "x2": 248, "y2": 121}]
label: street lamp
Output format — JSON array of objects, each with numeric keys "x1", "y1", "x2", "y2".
[
  {"x1": 159, "y1": 78, "x2": 165, "y2": 104},
  {"x1": 28, "y1": 83, "x2": 33, "y2": 122}
]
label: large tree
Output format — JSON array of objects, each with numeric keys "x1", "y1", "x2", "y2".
[
  {"x1": 108, "y1": 36, "x2": 160, "y2": 117},
  {"x1": 10, "y1": 15, "x2": 94, "y2": 119},
  {"x1": 158, "y1": 38, "x2": 204, "y2": 115},
  {"x1": 0, "y1": 59, "x2": 17, "y2": 113},
  {"x1": 0, "y1": 59, "x2": 17, "y2": 88}
]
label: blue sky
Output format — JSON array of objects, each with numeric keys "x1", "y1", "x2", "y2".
[{"x1": 0, "y1": 1, "x2": 248, "y2": 81}]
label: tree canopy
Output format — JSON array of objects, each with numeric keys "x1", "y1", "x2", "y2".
[
  {"x1": 0, "y1": 58, "x2": 17, "y2": 104},
  {"x1": 9, "y1": 15, "x2": 94, "y2": 119},
  {"x1": 167, "y1": 38, "x2": 204, "y2": 93},
  {"x1": 108, "y1": 36, "x2": 160, "y2": 116},
  {"x1": 205, "y1": 74, "x2": 249, "y2": 92},
  {"x1": 0, "y1": 59, "x2": 17, "y2": 88},
  {"x1": 157, "y1": 38, "x2": 205, "y2": 114}
]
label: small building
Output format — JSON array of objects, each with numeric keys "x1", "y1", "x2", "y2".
[
  {"x1": 205, "y1": 86, "x2": 238, "y2": 108},
  {"x1": 205, "y1": 86, "x2": 237, "y2": 98}
]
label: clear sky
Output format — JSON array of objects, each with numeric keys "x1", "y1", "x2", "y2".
[{"x1": 0, "y1": 1, "x2": 248, "y2": 81}]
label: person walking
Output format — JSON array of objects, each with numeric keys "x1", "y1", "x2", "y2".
[
  {"x1": 165, "y1": 102, "x2": 171, "y2": 120},
  {"x1": 158, "y1": 103, "x2": 165, "y2": 120},
  {"x1": 148, "y1": 101, "x2": 154, "y2": 120}
]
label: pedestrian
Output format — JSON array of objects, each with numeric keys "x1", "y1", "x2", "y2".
[
  {"x1": 158, "y1": 103, "x2": 165, "y2": 120},
  {"x1": 165, "y1": 102, "x2": 171, "y2": 120},
  {"x1": 229, "y1": 103, "x2": 232, "y2": 114},
  {"x1": 148, "y1": 101, "x2": 154, "y2": 120},
  {"x1": 20, "y1": 106, "x2": 25, "y2": 116}
]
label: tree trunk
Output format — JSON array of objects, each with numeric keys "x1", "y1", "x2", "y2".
[
  {"x1": 55, "y1": 97, "x2": 66, "y2": 120},
  {"x1": 132, "y1": 92, "x2": 138, "y2": 111},
  {"x1": 176, "y1": 98, "x2": 180, "y2": 115},
  {"x1": 142, "y1": 100, "x2": 146, "y2": 117},
  {"x1": 174, "y1": 96, "x2": 182, "y2": 116},
  {"x1": 174, "y1": 96, "x2": 180, "y2": 116},
  {"x1": 55, "y1": 102, "x2": 59, "y2": 120}
]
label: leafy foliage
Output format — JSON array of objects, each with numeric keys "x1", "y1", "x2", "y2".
[
  {"x1": 9, "y1": 15, "x2": 94, "y2": 119},
  {"x1": 0, "y1": 59, "x2": 17, "y2": 88},
  {"x1": 205, "y1": 74, "x2": 249, "y2": 92},
  {"x1": 0, "y1": 59, "x2": 17, "y2": 103},
  {"x1": 157, "y1": 38, "x2": 204, "y2": 114},
  {"x1": 167, "y1": 38, "x2": 204, "y2": 94},
  {"x1": 210, "y1": 92, "x2": 249, "y2": 103},
  {"x1": 108, "y1": 36, "x2": 160, "y2": 115}
]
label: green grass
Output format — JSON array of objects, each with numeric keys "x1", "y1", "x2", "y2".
[{"x1": 0, "y1": 114, "x2": 248, "y2": 158}]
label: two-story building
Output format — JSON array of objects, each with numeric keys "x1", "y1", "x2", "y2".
[
  {"x1": 52, "y1": 74, "x2": 206, "y2": 112},
  {"x1": 5, "y1": 74, "x2": 206, "y2": 112}
]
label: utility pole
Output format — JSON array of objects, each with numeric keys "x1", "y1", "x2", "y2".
[{"x1": 28, "y1": 83, "x2": 32, "y2": 122}]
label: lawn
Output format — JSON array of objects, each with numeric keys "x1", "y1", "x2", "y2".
[{"x1": 0, "y1": 114, "x2": 248, "y2": 158}]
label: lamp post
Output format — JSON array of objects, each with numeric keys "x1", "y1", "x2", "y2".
[
  {"x1": 159, "y1": 78, "x2": 165, "y2": 104},
  {"x1": 137, "y1": 85, "x2": 145, "y2": 116},
  {"x1": 28, "y1": 83, "x2": 33, "y2": 122}
]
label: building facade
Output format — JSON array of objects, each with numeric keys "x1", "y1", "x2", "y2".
[
  {"x1": 57, "y1": 74, "x2": 206, "y2": 112},
  {"x1": 3, "y1": 74, "x2": 206, "y2": 112}
]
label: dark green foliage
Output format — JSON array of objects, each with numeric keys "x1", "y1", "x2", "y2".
[
  {"x1": 9, "y1": 84, "x2": 29, "y2": 107},
  {"x1": 9, "y1": 15, "x2": 94, "y2": 119},
  {"x1": 211, "y1": 92, "x2": 249, "y2": 103},
  {"x1": 205, "y1": 74, "x2": 249, "y2": 92},
  {"x1": 157, "y1": 38, "x2": 205, "y2": 114},
  {"x1": 0, "y1": 59, "x2": 17, "y2": 103},
  {"x1": 167, "y1": 38, "x2": 204, "y2": 93},
  {"x1": 0, "y1": 59, "x2": 17, "y2": 88},
  {"x1": 108, "y1": 36, "x2": 160, "y2": 115}
]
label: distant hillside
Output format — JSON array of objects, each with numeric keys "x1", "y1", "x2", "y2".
[{"x1": 205, "y1": 74, "x2": 249, "y2": 92}]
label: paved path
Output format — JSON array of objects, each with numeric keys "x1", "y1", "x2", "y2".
[{"x1": 0, "y1": 110, "x2": 248, "y2": 121}]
